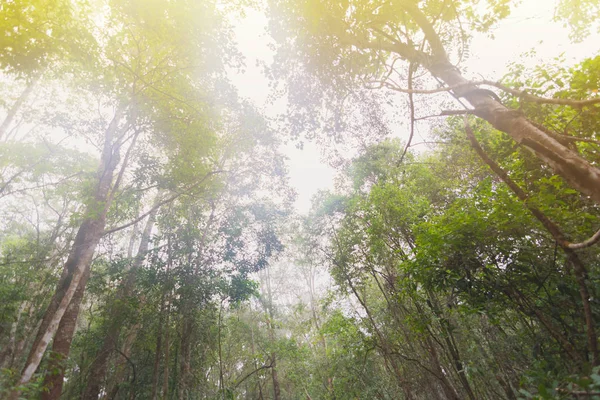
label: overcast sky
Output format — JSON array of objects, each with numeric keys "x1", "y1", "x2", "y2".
[{"x1": 229, "y1": 0, "x2": 600, "y2": 214}]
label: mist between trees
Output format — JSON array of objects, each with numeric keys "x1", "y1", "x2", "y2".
[{"x1": 1, "y1": 0, "x2": 600, "y2": 399}]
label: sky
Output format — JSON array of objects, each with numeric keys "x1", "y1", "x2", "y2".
[{"x1": 229, "y1": 0, "x2": 600, "y2": 214}]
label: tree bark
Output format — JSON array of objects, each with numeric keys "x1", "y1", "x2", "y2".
[
  {"x1": 151, "y1": 296, "x2": 165, "y2": 400},
  {"x1": 465, "y1": 122, "x2": 598, "y2": 365},
  {"x1": 178, "y1": 317, "x2": 193, "y2": 400},
  {"x1": 8, "y1": 108, "x2": 124, "y2": 399},
  {"x1": 162, "y1": 300, "x2": 171, "y2": 400},
  {"x1": 81, "y1": 204, "x2": 158, "y2": 400},
  {"x1": 350, "y1": 3, "x2": 600, "y2": 203},
  {"x1": 40, "y1": 265, "x2": 91, "y2": 400}
]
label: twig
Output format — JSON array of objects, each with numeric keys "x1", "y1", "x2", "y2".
[{"x1": 398, "y1": 61, "x2": 416, "y2": 165}]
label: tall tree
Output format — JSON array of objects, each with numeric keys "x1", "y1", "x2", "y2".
[{"x1": 268, "y1": 0, "x2": 600, "y2": 202}]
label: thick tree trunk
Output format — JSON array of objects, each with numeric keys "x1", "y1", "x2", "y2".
[
  {"x1": 405, "y1": 0, "x2": 600, "y2": 204},
  {"x1": 435, "y1": 64, "x2": 600, "y2": 204},
  {"x1": 40, "y1": 265, "x2": 91, "y2": 400},
  {"x1": 8, "y1": 109, "x2": 123, "y2": 399}
]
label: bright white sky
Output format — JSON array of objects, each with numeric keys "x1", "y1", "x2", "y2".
[{"x1": 229, "y1": 0, "x2": 600, "y2": 214}]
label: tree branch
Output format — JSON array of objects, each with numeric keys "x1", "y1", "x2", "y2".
[
  {"x1": 398, "y1": 61, "x2": 416, "y2": 166},
  {"x1": 567, "y1": 228, "x2": 600, "y2": 250},
  {"x1": 233, "y1": 360, "x2": 275, "y2": 390},
  {"x1": 103, "y1": 169, "x2": 226, "y2": 236},
  {"x1": 480, "y1": 80, "x2": 600, "y2": 107}
]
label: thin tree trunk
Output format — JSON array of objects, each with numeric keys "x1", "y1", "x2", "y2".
[
  {"x1": 250, "y1": 322, "x2": 264, "y2": 400},
  {"x1": 0, "y1": 72, "x2": 41, "y2": 140},
  {"x1": 162, "y1": 245, "x2": 172, "y2": 400},
  {"x1": 218, "y1": 299, "x2": 225, "y2": 396},
  {"x1": 178, "y1": 317, "x2": 193, "y2": 400},
  {"x1": 270, "y1": 354, "x2": 281, "y2": 400},
  {"x1": 0, "y1": 301, "x2": 27, "y2": 368},
  {"x1": 426, "y1": 293, "x2": 476, "y2": 400},
  {"x1": 151, "y1": 299, "x2": 165, "y2": 400},
  {"x1": 262, "y1": 264, "x2": 282, "y2": 400},
  {"x1": 82, "y1": 203, "x2": 159, "y2": 400},
  {"x1": 105, "y1": 325, "x2": 139, "y2": 400},
  {"x1": 425, "y1": 337, "x2": 460, "y2": 400},
  {"x1": 163, "y1": 300, "x2": 170, "y2": 400}
]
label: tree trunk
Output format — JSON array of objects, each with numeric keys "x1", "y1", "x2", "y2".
[
  {"x1": 270, "y1": 354, "x2": 282, "y2": 400},
  {"x1": 425, "y1": 337, "x2": 460, "y2": 400},
  {"x1": 8, "y1": 109, "x2": 124, "y2": 399},
  {"x1": 0, "y1": 72, "x2": 42, "y2": 140},
  {"x1": 162, "y1": 301, "x2": 171, "y2": 400},
  {"x1": 408, "y1": 3, "x2": 600, "y2": 204},
  {"x1": 261, "y1": 264, "x2": 282, "y2": 400},
  {"x1": 437, "y1": 65, "x2": 600, "y2": 204},
  {"x1": 465, "y1": 124, "x2": 598, "y2": 365},
  {"x1": 178, "y1": 317, "x2": 193, "y2": 400},
  {"x1": 104, "y1": 323, "x2": 139, "y2": 400},
  {"x1": 40, "y1": 265, "x2": 91, "y2": 400},
  {"x1": 151, "y1": 299, "x2": 165, "y2": 400},
  {"x1": 352, "y1": 3, "x2": 600, "y2": 203},
  {"x1": 82, "y1": 204, "x2": 159, "y2": 400}
]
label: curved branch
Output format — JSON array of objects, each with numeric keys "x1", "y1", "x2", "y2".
[
  {"x1": 480, "y1": 80, "x2": 600, "y2": 107},
  {"x1": 233, "y1": 360, "x2": 274, "y2": 390},
  {"x1": 113, "y1": 348, "x2": 136, "y2": 385},
  {"x1": 567, "y1": 228, "x2": 600, "y2": 250},
  {"x1": 103, "y1": 169, "x2": 226, "y2": 236}
]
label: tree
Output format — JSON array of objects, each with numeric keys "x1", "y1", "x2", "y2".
[{"x1": 268, "y1": 0, "x2": 600, "y2": 202}]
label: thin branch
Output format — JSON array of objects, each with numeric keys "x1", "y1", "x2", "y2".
[
  {"x1": 413, "y1": 109, "x2": 475, "y2": 121},
  {"x1": 105, "y1": 129, "x2": 141, "y2": 209},
  {"x1": 114, "y1": 348, "x2": 136, "y2": 385},
  {"x1": 102, "y1": 169, "x2": 226, "y2": 236},
  {"x1": 398, "y1": 61, "x2": 416, "y2": 165},
  {"x1": 557, "y1": 134, "x2": 600, "y2": 146},
  {"x1": 233, "y1": 360, "x2": 275, "y2": 390},
  {"x1": 364, "y1": 77, "x2": 600, "y2": 108},
  {"x1": 567, "y1": 228, "x2": 600, "y2": 250},
  {"x1": 479, "y1": 79, "x2": 600, "y2": 107},
  {"x1": 410, "y1": 141, "x2": 449, "y2": 147}
]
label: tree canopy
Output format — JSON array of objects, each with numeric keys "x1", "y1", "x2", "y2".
[{"x1": 0, "y1": 0, "x2": 599, "y2": 399}]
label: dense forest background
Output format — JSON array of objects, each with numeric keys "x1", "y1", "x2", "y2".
[{"x1": 1, "y1": 0, "x2": 600, "y2": 399}]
